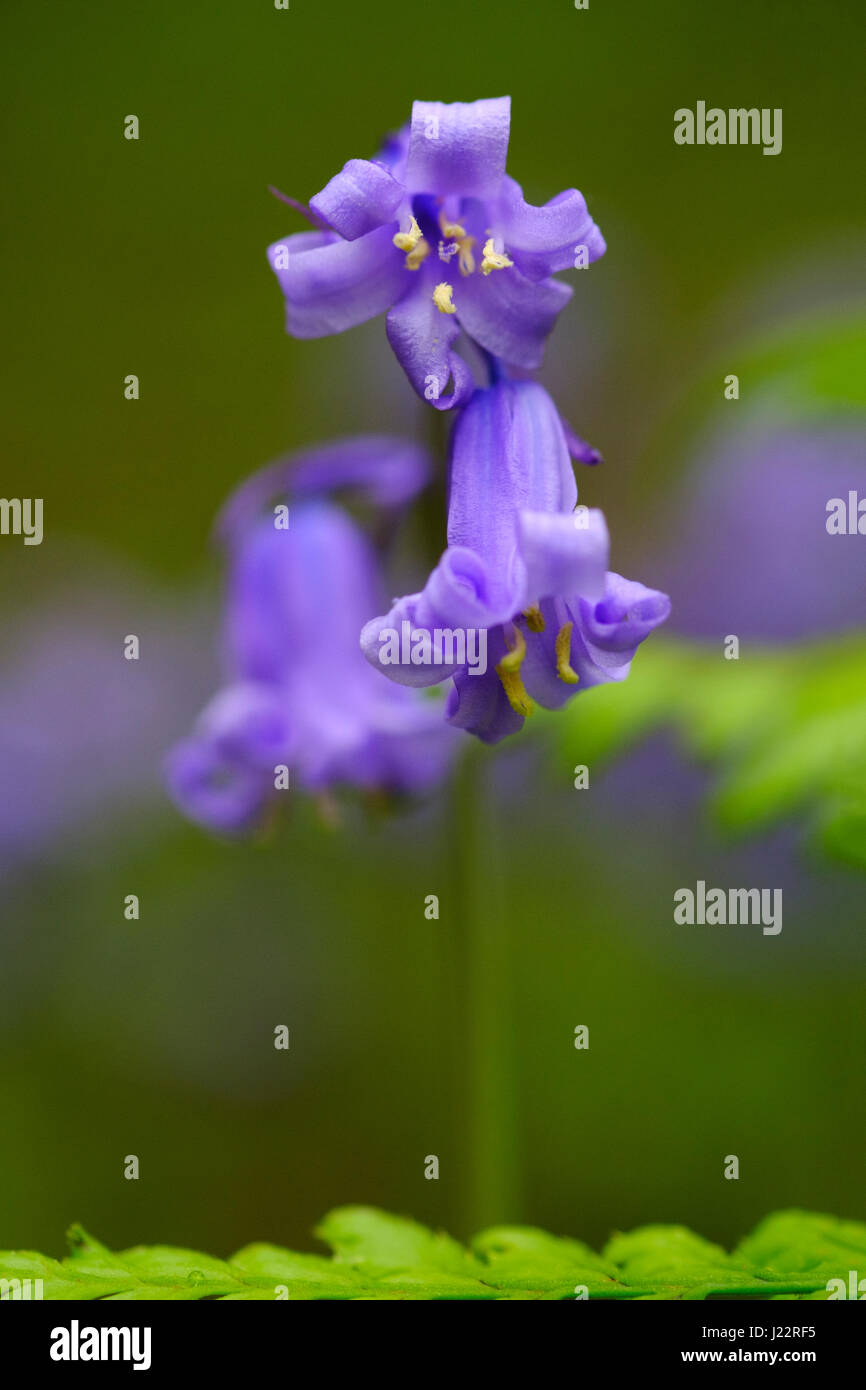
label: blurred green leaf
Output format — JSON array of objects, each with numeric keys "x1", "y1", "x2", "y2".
[
  {"x1": 645, "y1": 309, "x2": 866, "y2": 481},
  {"x1": 1, "y1": 1208, "x2": 862, "y2": 1300},
  {"x1": 551, "y1": 635, "x2": 866, "y2": 869}
]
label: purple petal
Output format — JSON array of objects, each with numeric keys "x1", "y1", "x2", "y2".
[
  {"x1": 386, "y1": 273, "x2": 476, "y2": 411},
  {"x1": 569, "y1": 572, "x2": 671, "y2": 684},
  {"x1": 291, "y1": 637, "x2": 455, "y2": 790},
  {"x1": 358, "y1": 578, "x2": 494, "y2": 686},
  {"x1": 562, "y1": 417, "x2": 604, "y2": 466},
  {"x1": 196, "y1": 682, "x2": 292, "y2": 769},
  {"x1": 445, "y1": 628, "x2": 524, "y2": 744},
  {"x1": 361, "y1": 609, "x2": 457, "y2": 688},
  {"x1": 165, "y1": 736, "x2": 271, "y2": 835},
  {"x1": 216, "y1": 436, "x2": 431, "y2": 543},
  {"x1": 522, "y1": 575, "x2": 670, "y2": 706},
  {"x1": 223, "y1": 524, "x2": 295, "y2": 684},
  {"x1": 405, "y1": 97, "x2": 511, "y2": 200},
  {"x1": 356, "y1": 718, "x2": 458, "y2": 794},
  {"x1": 418, "y1": 546, "x2": 518, "y2": 630},
  {"x1": 332, "y1": 711, "x2": 458, "y2": 793},
  {"x1": 289, "y1": 436, "x2": 430, "y2": 505},
  {"x1": 447, "y1": 379, "x2": 578, "y2": 577},
  {"x1": 454, "y1": 263, "x2": 572, "y2": 369},
  {"x1": 360, "y1": 538, "x2": 519, "y2": 688},
  {"x1": 579, "y1": 573, "x2": 672, "y2": 653},
  {"x1": 309, "y1": 158, "x2": 405, "y2": 241},
  {"x1": 224, "y1": 502, "x2": 385, "y2": 685},
  {"x1": 170, "y1": 483, "x2": 459, "y2": 817},
  {"x1": 517, "y1": 508, "x2": 609, "y2": 605},
  {"x1": 497, "y1": 174, "x2": 606, "y2": 282},
  {"x1": 518, "y1": 598, "x2": 576, "y2": 711},
  {"x1": 267, "y1": 226, "x2": 404, "y2": 337}
]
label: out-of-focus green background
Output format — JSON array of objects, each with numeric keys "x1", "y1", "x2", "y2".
[{"x1": 2, "y1": 0, "x2": 865, "y2": 1256}]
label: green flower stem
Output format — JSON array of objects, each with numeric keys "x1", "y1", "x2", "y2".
[{"x1": 451, "y1": 745, "x2": 521, "y2": 1233}]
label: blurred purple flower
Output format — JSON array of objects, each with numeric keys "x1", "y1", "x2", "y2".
[
  {"x1": 0, "y1": 561, "x2": 215, "y2": 875},
  {"x1": 267, "y1": 97, "x2": 605, "y2": 410},
  {"x1": 656, "y1": 423, "x2": 866, "y2": 641},
  {"x1": 166, "y1": 439, "x2": 457, "y2": 833},
  {"x1": 361, "y1": 379, "x2": 670, "y2": 743}
]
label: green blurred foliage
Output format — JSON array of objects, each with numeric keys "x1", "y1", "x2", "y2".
[
  {"x1": 553, "y1": 636, "x2": 866, "y2": 868},
  {"x1": 3, "y1": 1207, "x2": 862, "y2": 1299}
]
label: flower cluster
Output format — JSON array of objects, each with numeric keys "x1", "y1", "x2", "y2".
[
  {"x1": 166, "y1": 440, "x2": 458, "y2": 832},
  {"x1": 267, "y1": 96, "x2": 605, "y2": 410},
  {"x1": 361, "y1": 376, "x2": 669, "y2": 742},
  {"x1": 168, "y1": 97, "x2": 669, "y2": 831}
]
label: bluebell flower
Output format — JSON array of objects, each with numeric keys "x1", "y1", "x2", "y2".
[
  {"x1": 361, "y1": 379, "x2": 670, "y2": 743},
  {"x1": 652, "y1": 421, "x2": 866, "y2": 642},
  {"x1": 267, "y1": 97, "x2": 605, "y2": 410},
  {"x1": 166, "y1": 438, "x2": 457, "y2": 832}
]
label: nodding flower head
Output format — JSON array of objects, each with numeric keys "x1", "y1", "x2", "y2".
[
  {"x1": 166, "y1": 438, "x2": 458, "y2": 833},
  {"x1": 361, "y1": 379, "x2": 670, "y2": 744},
  {"x1": 267, "y1": 97, "x2": 605, "y2": 411}
]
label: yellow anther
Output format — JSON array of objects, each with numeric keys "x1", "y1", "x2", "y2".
[
  {"x1": 499, "y1": 624, "x2": 526, "y2": 671},
  {"x1": 555, "y1": 621, "x2": 580, "y2": 684},
  {"x1": 481, "y1": 237, "x2": 514, "y2": 275},
  {"x1": 439, "y1": 211, "x2": 467, "y2": 241},
  {"x1": 393, "y1": 216, "x2": 423, "y2": 253},
  {"x1": 495, "y1": 625, "x2": 535, "y2": 717},
  {"x1": 497, "y1": 665, "x2": 534, "y2": 718},
  {"x1": 436, "y1": 212, "x2": 477, "y2": 275},
  {"x1": 433, "y1": 282, "x2": 457, "y2": 314},
  {"x1": 457, "y1": 236, "x2": 476, "y2": 276},
  {"x1": 523, "y1": 605, "x2": 545, "y2": 633},
  {"x1": 405, "y1": 237, "x2": 430, "y2": 270}
]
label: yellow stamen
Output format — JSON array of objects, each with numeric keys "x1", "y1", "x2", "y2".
[
  {"x1": 497, "y1": 667, "x2": 534, "y2": 717},
  {"x1": 439, "y1": 211, "x2": 467, "y2": 241},
  {"x1": 457, "y1": 236, "x2": 476, "y2": 276},
  {"x1": 523, "y1": 605, "x2": 545, "y2": 633},
  {"x1": 436, "y1": 212, "x2": 477, "y2": 276},
  {"x1": 392, "y1": 216, "x2": 423, "y2": 253},
  {"x1": 393, "y1": 217, "x2": 431, "y2": 270},
  {"x1": 555, "y1": 621, "x2": 580, "y2": 684},
  {"x1": 498, "y1": 624, "x2": 526, "y2": 670},
  {"x1": 495, "y1": 625, "x2": 535, "y2": 718},
  {"x1": 405, "y1": 237, "x2": 430, "y2": 270},
  {"x1": 481, "y1": 236, "x2": 514, "y2": 275},
  {"x1": 433, "y1": 282, "x2": 457, "y2": 314}
]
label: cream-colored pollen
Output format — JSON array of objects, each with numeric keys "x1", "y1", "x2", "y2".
[
  {"x1": 481, "y1": 237, "x2": 514, "y2": 275},
  {"x1": 393, "y1": 216, "x2": 423, "y2": 253},
  {"x1": 393, "y1": 218, "x2": 430, "y2": 270},
  {"x1": 457, "y1": 236, "x2": 476, "y2": 276},
  {"x1": 437, "y1": 212, "x2": 476, "y2": 276},
  {"x1": 405, "y1": 238, "x2": 431, "y2": 270},
  {"x1": 438, "y1": 211, "x2": 467, "y2": 241},
  {"x1": 433, "y1": 282, "x2": 457, "y2": 314}
]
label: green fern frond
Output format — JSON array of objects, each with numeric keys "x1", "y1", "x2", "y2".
[{"x1": 1, "y1": 1208, "x2": 863, "y2": 1300}]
